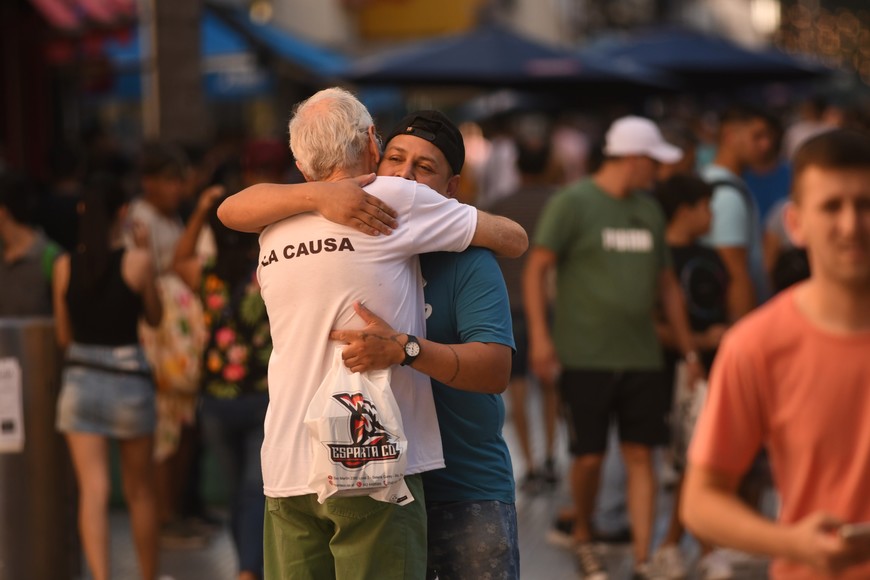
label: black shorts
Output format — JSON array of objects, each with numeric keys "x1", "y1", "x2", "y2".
[
  {"x1": 559, "y1": 369, "x2": 671, "y2": 456},
  {"x1": 510, "y1": 309, "x2": 528, "y2": 378}
]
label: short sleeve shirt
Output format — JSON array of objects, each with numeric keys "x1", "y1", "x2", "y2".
[
  {"x1": 419, "y1": 248, "x2": 516, "y2": 504},
  {"x1": 534, "y1": 178, "x2": 670, "y2": 370},
  {"x1": 0, "y1": 231, "x2": 59, "y2": 317},
  {"x1": 689, "y1": 287, "x2": 870, "y2": 579},
  {"x1": 700, "y1": 165, "x2": 770, "y2": 302},
  {"x1": 200, "y1": 258, "x2": 271, "y2": 399}
]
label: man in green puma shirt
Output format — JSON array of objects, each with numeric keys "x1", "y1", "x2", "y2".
[{"x1": 524, "y1": 116, "x2": 702, "y2": 579}]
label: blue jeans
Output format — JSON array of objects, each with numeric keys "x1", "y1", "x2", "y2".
[
  {"x1": 200, "y1": 393, "x2": 268, "y2": 575},
  {"x1": 426, "y1": 500, "x2": 519, "y2": 580}
]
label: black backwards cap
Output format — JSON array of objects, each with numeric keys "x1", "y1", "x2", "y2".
[{"x1": 385, "y1": 110, "x2": 465, "y2": 176}]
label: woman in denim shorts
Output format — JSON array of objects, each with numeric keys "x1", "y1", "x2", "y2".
[{"x1": 53, "y1": 174, "x2": 163, "y2": 580}]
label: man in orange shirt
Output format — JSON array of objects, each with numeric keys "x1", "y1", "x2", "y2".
[{"x1": 682, "y1": 128, "x2": 870, "y2": 578}]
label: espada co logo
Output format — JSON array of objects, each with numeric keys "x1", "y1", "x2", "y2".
[{"x1": 326, "y1": 392, "x2": 401, "y2": 468}]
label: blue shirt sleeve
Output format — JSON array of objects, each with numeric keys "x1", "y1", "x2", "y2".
[{"x1": 453, "y1": 248, "x2": 516, "y2": 352}]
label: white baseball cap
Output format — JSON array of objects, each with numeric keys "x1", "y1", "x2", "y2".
[{"x1": 603, "y1": 116, "x2": 683, "y2": 164}]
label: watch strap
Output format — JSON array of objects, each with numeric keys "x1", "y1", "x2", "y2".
[{"x1": 401, "y1": 334, "x2": 420, "y2": 366}]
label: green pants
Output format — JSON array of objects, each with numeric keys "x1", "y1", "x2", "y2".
[{"x1": 263, "y1": 474, "x2": 426, "y2": 580}]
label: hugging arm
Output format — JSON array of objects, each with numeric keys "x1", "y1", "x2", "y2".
[
  {"x1": 216, "y1": 174, "x2": 397, "y2": 235},
  {"x1": 330, "y1": 302, "x2": 512, "y2": 394},
  {"x1": 470, "y1": 211, "x2": 528, "y2": 259}
]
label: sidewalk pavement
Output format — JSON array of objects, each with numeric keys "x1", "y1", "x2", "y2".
[{"x1": 97, "y1": 383, "x2": 768, "y2": 580}]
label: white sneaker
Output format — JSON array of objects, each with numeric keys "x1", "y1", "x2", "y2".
[
  {"x1": 698, "y1": 549, "x2": 735, "y2": 580},
  {"x1": 651, "y1": 544, "x2": 688, "y2": 579},
  {"x1": 575, "y1": 542, "x2": 609, "y2": 580}
]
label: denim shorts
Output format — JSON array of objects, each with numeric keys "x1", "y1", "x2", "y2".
[
  {"x1": 56, "y1": 343, "x2": 156, "y2": 438},
  {"x1": 426, "y1": 500, "x2": 519, "y2": 580}
]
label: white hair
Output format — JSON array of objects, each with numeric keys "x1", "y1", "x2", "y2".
[{"x1": 288, "y1": 87, "x2": 374, "y2": 181}]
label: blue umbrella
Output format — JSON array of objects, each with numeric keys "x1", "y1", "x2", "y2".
[
  {"x1": 345, "y1": 22, "x2": 674, "y2": 91},
  {"x1": 583, "y1": 27, "x2": 832, "y2": 89}
]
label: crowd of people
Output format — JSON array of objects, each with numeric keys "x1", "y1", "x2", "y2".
[{"x1": 0, "y1": 87, "x2": 868, "y2": 580}]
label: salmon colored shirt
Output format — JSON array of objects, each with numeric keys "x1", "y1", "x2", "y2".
[{"x1": 689, "y1": 285, "x2": 870, "y2": 579}]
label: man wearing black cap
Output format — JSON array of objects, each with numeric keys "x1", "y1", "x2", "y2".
[
  {"x1": 219, "y1": 90, "x2": 524, "y2": 579},
  {"x1": 336, "y1": 110, "x2": 520, "y2": 580}
]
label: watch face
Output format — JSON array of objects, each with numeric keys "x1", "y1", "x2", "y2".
[{"x1": 405, "y1": 341, "x2": 420, "y2": 357}]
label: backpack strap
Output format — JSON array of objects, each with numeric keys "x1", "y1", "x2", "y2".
[{"x1": 707, "y1": 178, "x2": 756, "y2": 217}]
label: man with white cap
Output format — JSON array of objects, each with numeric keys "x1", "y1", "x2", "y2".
[{"x1": 524, "y1": 116, "x2": 702, "y2": 579}]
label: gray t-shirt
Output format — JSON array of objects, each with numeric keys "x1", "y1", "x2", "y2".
[{"x1": 0, "y1": 231, "x2": 59, "y2": 317}]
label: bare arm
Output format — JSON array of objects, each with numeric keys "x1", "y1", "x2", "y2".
[
  {"x1": 122, "y1": 248, "x2": 162, "y2": 327},
  {"x1": 682, "y1": 464, "x2": 870, "y2": 575},
  {"x1": 717, "y1": 246, "x2": 756, "y2": 321},
  {"x1": 522, "y1": 246, "x2": 560, "y2": 386},
  {"x1": 470, "y1": 211, "x2": 529, "y2": 259},
  {"x1": 52, "y1": 254, "x2": 72, "y2": 351},
  {"x1": 139, "y1": 257, "x2": 162, "y2": 327},
  {"x1": 216, "y1": 175, "x2": 397, "y2": 235},
  {"x1": 123, "y1": 222, "x2": 163, "y2": 327},
  {"x1": 172, "y1": 185, "x2": 224, "y2": 292},
  {"x1": 329, "y1": 302, "x2": 512, "y2": 394}
]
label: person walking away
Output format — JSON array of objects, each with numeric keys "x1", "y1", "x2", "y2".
[{"x1": 53, "y1": 173, "x2": 163, "y2": 580}]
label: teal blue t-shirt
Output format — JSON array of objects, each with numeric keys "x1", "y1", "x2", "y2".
[{"x1": 419, "y1": 248, "x2": 516, "y2": 504}]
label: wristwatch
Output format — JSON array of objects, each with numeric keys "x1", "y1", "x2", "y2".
[{"x1": 401, "y1": 335, "x2": 421, "y2": 366}]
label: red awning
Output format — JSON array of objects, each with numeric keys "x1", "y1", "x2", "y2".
[{"x1": 30, "y1": 0, "x2": 135, "y2": 30}]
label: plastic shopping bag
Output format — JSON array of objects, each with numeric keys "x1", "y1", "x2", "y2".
[{"x1": 304, "y1": 347, "x2": 413, "y2": 505}]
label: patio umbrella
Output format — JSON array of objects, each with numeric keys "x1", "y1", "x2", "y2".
[
  {"x1": 344, "y1": 22, "x2": 675, "y2": 94},
  {"x1": 583, "y1": 27, "x2": 832, "y2": 91}
]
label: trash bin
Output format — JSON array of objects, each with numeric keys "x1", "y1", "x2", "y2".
[{"x1": 0, "y1": 318, "x2": 78, "y2": 580}]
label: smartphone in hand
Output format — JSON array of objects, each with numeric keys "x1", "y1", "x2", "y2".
[{"x1": 840, "y1": 522, "x2": 870, "y2": 542}]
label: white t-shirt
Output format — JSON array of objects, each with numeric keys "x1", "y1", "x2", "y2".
[{"x1": 258, "y1": 176, "x2": 477, "y2": 498}]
